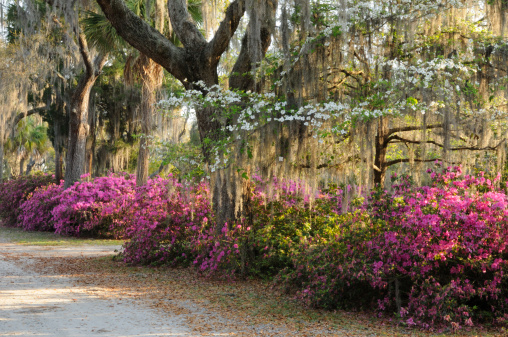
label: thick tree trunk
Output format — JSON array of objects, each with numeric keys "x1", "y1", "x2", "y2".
[
  {"x1": 136, "y1": 62, "x2": 155, "y2": 185},
  {"x1": 204, "y1": 4, "x2": 275, "y2": 227},
  {"x1": 64, "y1": 34, "x2": 106, "y2": 189},
  {"x1": 0, "y1": 132, "x2": 4, "y2": 181},
  {"x1": 64, "y1": 79, "x2": 94, "y2": 187},
  {"x1": 19, "y1": 157, "x2": 25, "y2": 176},
  {"x1": 374, "y1": 117, "x2": 389, "y2": 187}
]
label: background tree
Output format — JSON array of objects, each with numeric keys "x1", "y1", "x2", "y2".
[
  {"x1": 0, "y1": 3, "x2": 54, "y2": 180},
  {"x1": 85, "y1": 0, "x2": 202, "y2": 185},
  {"x1": 6, "y1": 116, "x2": 51, "y2": 175},
  {"x1": 2, "y1": 0, "x2": 103, "y2": 185},
  {"x1": 2, "y1": 0, "x2": 507, "y2": 215}
]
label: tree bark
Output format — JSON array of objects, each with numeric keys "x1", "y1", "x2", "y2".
[
  {"x1": 374, "y1": 117, "x2": 389, "y2": 186},
  {"x1": 95, "y1": 0, "x2": 245, "y2": 86},
  {"x1": 136, "y1": 55, "x2": 160, "y2": 186},
  {"x1": 64, "y1": 77, "x2": 94, "y2": 187},
  {"x1": 64, "y1": 33, "x2": 107, "y2": 189},
  {"x1": 19, "y1": 157, "x2": 25, "y2": 176}
]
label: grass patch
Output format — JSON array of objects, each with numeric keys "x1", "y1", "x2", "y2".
[{"x1": 0, "y1": 225, "x2": 124, "y2": 246}]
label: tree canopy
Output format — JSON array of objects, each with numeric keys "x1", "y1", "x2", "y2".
[{"x1": 0, "y1": 0, "x2": 507, "y2": 218}]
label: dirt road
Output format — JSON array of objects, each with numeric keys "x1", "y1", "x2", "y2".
[
  {"x1": 0, "y1": 241, "x2": 198, "y2": 336},
  {"x1": 0, "y1": 235, "x2": 414, "y2": 337}
]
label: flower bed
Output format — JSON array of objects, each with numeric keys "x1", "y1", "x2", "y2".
[
  {"x1": 278, "y1": 167, "x2": 508, "y2": 330},
  {"x1": 2, "y1": 166, "x2": 507, "y2": 330}
]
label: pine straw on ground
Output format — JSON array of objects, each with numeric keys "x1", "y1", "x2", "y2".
[{"x1": 2, "y1": 251, "x2": 504, "y2": 337}]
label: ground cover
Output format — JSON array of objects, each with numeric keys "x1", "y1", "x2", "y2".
[{"x1": 0, "y1": 226, "x2": 505, "y2": 336}]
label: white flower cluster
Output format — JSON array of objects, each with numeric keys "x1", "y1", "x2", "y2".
[
  {"x1": 382, "y1": 58, "x2": 475, "y2": 90},
  {"x1": 156, "y1": 66, "x2": 504, "y2": 169}
]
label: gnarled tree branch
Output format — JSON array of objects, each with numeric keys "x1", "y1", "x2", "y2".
[
  {"x1": 388, "y1": 134, "x2": 505, "y2": 151},
  {"x1": 167, "y1": 0, "x2": 207, "y2": 48},
  {"x1": 94, "y1": 0, "x2": 187, "y2": 81},
  {"x1": 11, "y1": 105, "x2": 48, "y2": 129},
  {"x1": 386, "y1": 123, "x2": 444, "y2": 138},
  {"x1": 386, "y1": 158, "x2": 455, "y2": 167},
  {"x1": 207, "y1": 0, "x2": 246, "y2": 67}
]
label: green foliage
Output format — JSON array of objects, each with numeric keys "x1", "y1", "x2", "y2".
[
  {"x1": 7, "y1": 116, "x2": 51, "y2": 161},
  {"x1": 151, "y1": 139, "x2": 205, "y2": 180},
  {"x1": 82, "y1": 11, "x2": 126, "y2": 54}
]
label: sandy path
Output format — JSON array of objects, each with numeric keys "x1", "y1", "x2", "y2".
[
  {"x1": 0, "y1": 237, "x2": 398, "y2": 337},
  {"x1": 0, "y1": 242, "x2": 199, "y2": 337}
]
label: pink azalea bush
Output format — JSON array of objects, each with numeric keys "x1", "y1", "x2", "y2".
[
  {"x1": 121, "y1": 176, "x2": 211, "y2": 265},
  {"x1": 51, "y1": 173, "x2": 136, "y2": 237},
  {"x1": 278, "y1": 166, "x2": 508, "y2": 330},
  {"x1": 191, "y1": 221, "x2": 247, "y2": 277},
  {"x1": 0, "y1": 174, "x2": 54, "y2": 226},
  {"x1": 2, "y1": 165, "x2": 508, "y2": 330},
  {"x1": 18, "y1": 182, "x2": 63, "y2": 231}
]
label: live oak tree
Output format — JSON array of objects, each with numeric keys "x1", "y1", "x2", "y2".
[
  {"x1": 95, "y1": 0, "x2": 277, "y2": 224},
  {"x1": 3, "y1": 0, "x2": 108, "y2": 186}
]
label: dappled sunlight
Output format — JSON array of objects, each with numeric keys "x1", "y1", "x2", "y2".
[
  {"x1": 0, "y1": 275, "x2": 102, "y2": 310},
  {"x1": 0, "y1": 241, "x2": 121, "y2": 258},
  {"x1": 0, "y1": 255, "x2": 192, "y2": 336},
  {"x1": 1, "y1": 0, "x2": 507, "y2": 335}
]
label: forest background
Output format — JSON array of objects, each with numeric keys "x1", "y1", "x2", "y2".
[{"x1": 0, "y1": 0, "x2": 508, "y2": 332}]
